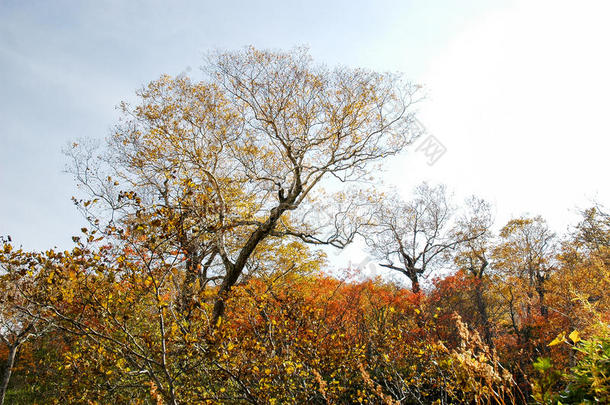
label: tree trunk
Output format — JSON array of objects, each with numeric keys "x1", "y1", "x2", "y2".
[
  {"x1": 211, "y1": 197, "x2": 296, "y2": 325},
  {"x1": 0, "y1": 344, "x2": 18, "y2": 405},
  {"x1": 473, "y1": 281, "x2": 494, "y2": 348},
  {"x1": 408, "y1": 268, "x2": 420, "y2": 294},
  {"x1": 178, "y1": 254, "x2": 199, "y2": 316},
  {"x1": 410, "y1": 277, "x2": 420, "y2": 294},
  {"x1": 537, "y1": 286, "x2": 548, "y2": 318}
]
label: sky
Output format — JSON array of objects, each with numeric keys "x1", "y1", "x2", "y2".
[{"x1": 1, "y1": 0, "x2": 609, "y2": 271}]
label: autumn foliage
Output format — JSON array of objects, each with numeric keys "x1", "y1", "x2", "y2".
[
  {"x1": 1, "y1": 48, "x2": 609, "y2": 404},
  {"x1": 2, "y1": 208, "x2": 609, "y2": 404}
]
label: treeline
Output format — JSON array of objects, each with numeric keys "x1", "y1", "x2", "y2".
[
  {"x1": 1, "y1": 47, "x2": 608, "y2": 404},
  {"x1": 1, "y1": 203, "x2": 608, "y2": 404}
]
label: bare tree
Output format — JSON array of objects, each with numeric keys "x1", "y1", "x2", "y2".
[{"x1": 362, "y1": 183, "x2": 485, "y2": 293}]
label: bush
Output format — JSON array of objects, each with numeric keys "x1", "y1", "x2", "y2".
[{"x1": 558, "y1": 336, "x2": 610, "y2": 404}]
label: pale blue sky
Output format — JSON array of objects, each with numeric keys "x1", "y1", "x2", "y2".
[{"x1": 1, "y1": 0, "x2": 608, "y2": 256}]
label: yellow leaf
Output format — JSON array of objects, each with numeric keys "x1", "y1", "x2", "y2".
[
  {"x1": 548, "y1": 333, "x2": 565, "y2": 347},
  {"x1": 569, "y1": 330, "x2": 581, "y2": 343}
]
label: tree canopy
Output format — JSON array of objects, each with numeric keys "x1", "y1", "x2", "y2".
[{"x1": 66, "y1": 46, "x2": 421, "y2": 322}]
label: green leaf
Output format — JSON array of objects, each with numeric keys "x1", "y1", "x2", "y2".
[{"x1": 534, "y1": 357, "x2": 552, "y2": 372}]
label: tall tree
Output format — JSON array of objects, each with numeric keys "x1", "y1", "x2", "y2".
[{"x1": 66, "y1": 46, "x2": 421, "y2": 323}]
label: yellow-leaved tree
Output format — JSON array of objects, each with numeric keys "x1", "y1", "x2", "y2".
[
  {"x1": 39, "y1": 46, "x2": 423, "y2": 404},
  {"x1": 66, "y1": 46, "x2": 421, "y2": 324}
]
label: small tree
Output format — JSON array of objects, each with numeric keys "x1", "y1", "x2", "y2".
[
  {"x1": 453, "y1": 197, "x2": 495, "y2": 346},
  {"x1": 493, "y1": 216, "x2": 556, "y2": 320},
  {"x1": 0, "y1": 243, "x2": 48, "y2": 405},
  {"x1": 362, "y1": 183, "x2": 484, "y2": 293},
  {"x1": 574, "y1": 203, "x2": 610, "y2": 265}
]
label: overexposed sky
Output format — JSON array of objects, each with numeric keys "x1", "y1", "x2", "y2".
[
  {"x1": 406, "y1": 0, "x2": 610, "y2": 225},
  {"x1": 1, "y1": 0, "x2": 608, "y2": 267}
]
